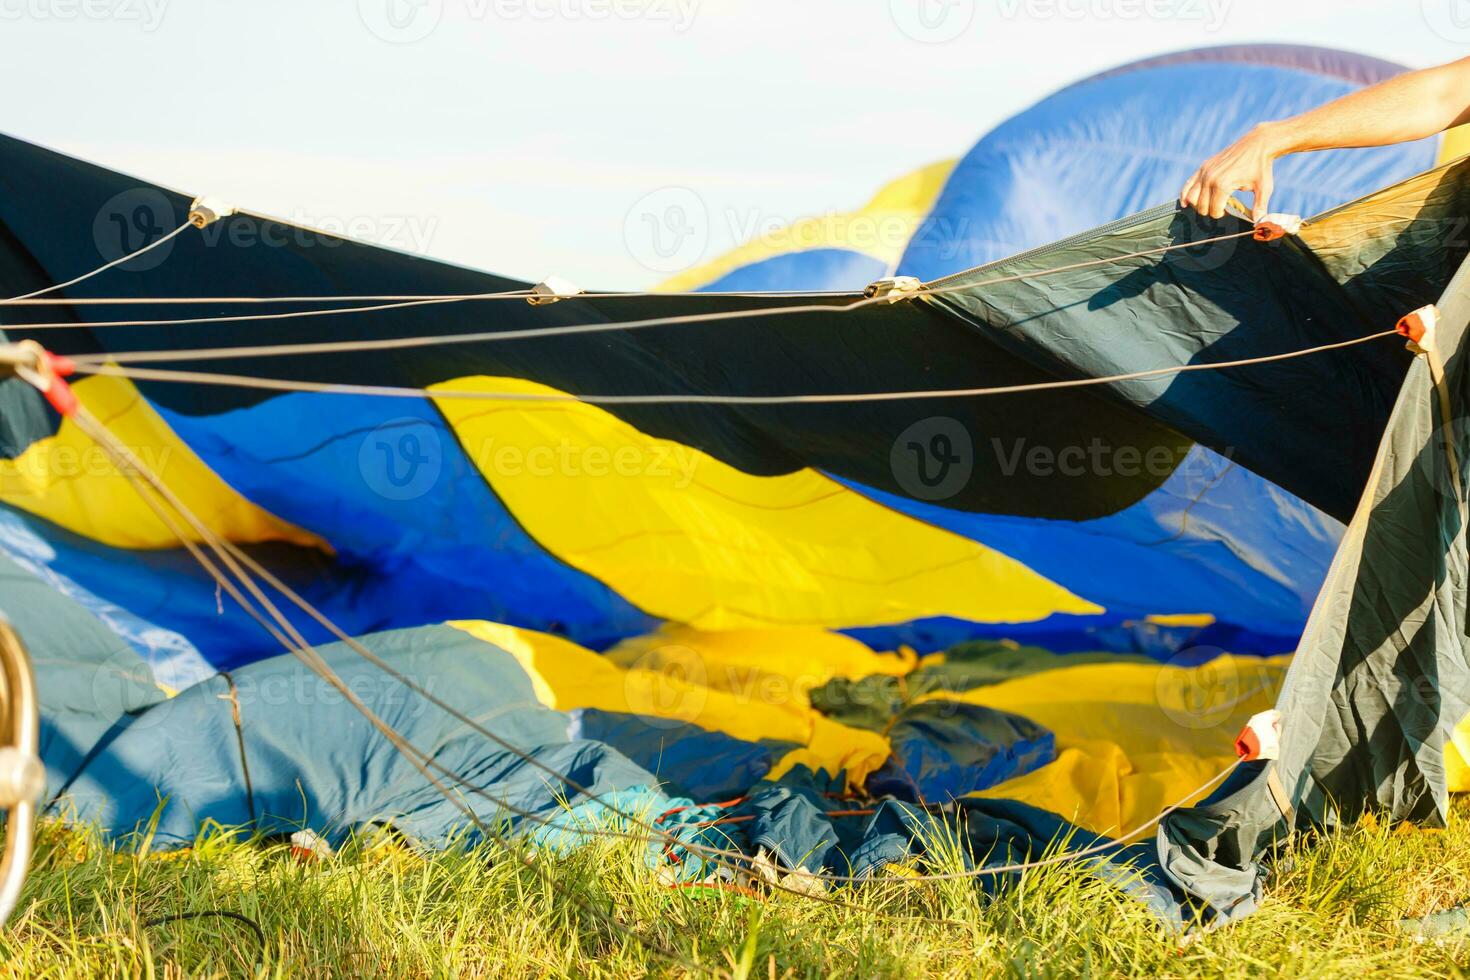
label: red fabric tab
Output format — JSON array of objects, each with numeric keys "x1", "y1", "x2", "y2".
[
  {"x1": 1234, "y1": 726, "x2": 1262, "y2": 761},
  {"x1": 45, "y1": 352, "x2": 75, "y2": 378},
  {"x1": 41, "y1": 376, "x2": 78, "y2": 417},
  {"x1": 1397, "y1": 311, "x2": 1426, "y2": 343}
]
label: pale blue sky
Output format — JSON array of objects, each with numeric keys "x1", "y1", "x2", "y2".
[{"x1": 0, "y1": 0, "x2": 1462, "y2": 287}]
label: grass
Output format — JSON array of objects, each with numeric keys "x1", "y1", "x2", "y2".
[{"x1": 3, "y1": 802, "x2": 1470, "y2": 978}]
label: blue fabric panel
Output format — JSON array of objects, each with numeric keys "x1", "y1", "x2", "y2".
[
  {"x1": 58, "y1": 624, "x2": 657, "y2": 845},
  {"x1": 832, "y1": 443, "x2": 1341, "y2": 645},
  {"x1": 156, "y1": 395, "x2": 658, "y2": 651},
  {"x1": 866, "y1": 701, "x2": 1054, "y2": 802},
  {"x1": 0, "y1": 505, "x2": 373, "y2": 672},
  {"x1": 567, "y1": 708, "x2": 795, "y2": 801},
  {"x1": 742, "y1": 782, "x2": 838, "y2": 873},
  {"x1": 899, "y1": 63, "x2": 1439, "y2": 282},
  {"x1": 0, "y1": 508, "x2": 214, "y2": 689},
  {"x1": 0, "y1": 543, "x2": 165, "y2": 798}
]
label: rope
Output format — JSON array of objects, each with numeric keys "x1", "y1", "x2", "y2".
[
  {"x1": 3, "y1": 223, "x2": 191, "y2": 303},
  {"x1": 63, "y1": 299, "x2": 868, "y2": 353},
  {"x1": 66, "y1": 391, "x2": 978, "y2": 924},
  {"x1": 10, "y1": 229, "x2": 1254, "y2": 334},
  {"x1": 10, "y1": 294, "x2": 532, "y2": 332},
  {"x1": 3, "y1": 216, "x2": 1290, "y2": 899},
  {"x1": 0, "y1": 346, "x2": 35, "y2": 369},
  {"x1": 78, "y1": 406, "x2": 998, "y2": 932},
  {"x1": 70, "y1": 330, "x2": 1398, "y2": 406},
  {"x1": 186, "y1": 529, "x2": 980, "y2": 919},
  {"x1": 73, "y1": 393, "x2": 1262, "y2": 889},
  {"x1": 0, "y1": 226, "x2": 1256, "y2": 320},
  {"x1": 0, "y1": 288, "x2": 852, "y2": 307},
  {"x1": 140, "y1": 909, "x2": 266, "y2": 959},
  {"x1": 59, "y1": 390, "x2": 1266, "y2": 900},
  {"x1": 4, "y1": 346, "x2": 1277, "y2": 961},
  {"x1": 67, "y1": 408, "x2": 711, "y2": 972},
  {"x1": 811, "y1": 761, "x2": 1241, "y2": 885}
]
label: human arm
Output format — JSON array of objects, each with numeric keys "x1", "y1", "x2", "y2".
[{"x1": 1181, "y1": 57, "x2": 1470, "y2": 220}]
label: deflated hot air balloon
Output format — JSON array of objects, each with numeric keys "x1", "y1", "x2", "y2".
[
  {"x1": 668, "y1": 44, "x2": 1465, "y2": 293},
  {"x1": 1, "y1": 44, "x2": 1468, "y2": 930}
]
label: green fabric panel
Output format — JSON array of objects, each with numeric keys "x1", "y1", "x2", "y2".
[
  {"x1": 810, "y1": 642, "x2": 1150, "y2": 732},
  {"x1": 917, "y1": 641, "x2": 1153, "y2": 690},
  {"x1": 922, "y1": 204, "x2": 1414, "y2": 522},
  {"x1": 0, "y1": 376, "x2": 54, "y2": 460},
  {"x1": 1157, "y1": 246, "x2": 1470, "y2": 926}
]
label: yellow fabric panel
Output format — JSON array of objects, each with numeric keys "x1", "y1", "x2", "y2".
[
  {"x1": 604, "y1": 626, "x2": 915, "y2": 709},
  {"x1": 0, "y1": 374, "x2": 321, "y2": 551},
  {"x1": 972, "y1": 738, "x2": 1128, "y2": 833},
  {"x1": 654, "y1": 159, "x2": 957, "y2": 293},
  {"x1": 432, "y1": 376, "x2": 1101, "y2": 631},
  {"x1": 1298, "y1": 155, "x2": 1466, "y2": 264},
  {"x1": 1438, "y1": 125, "x2": 1470, "y2": 166},
  {"x1": 972, "y1": 738, "x2": 1236, "y2": 839},
  {"x1": 769, "y1": 714, "x2": 893, "y2": 784},
  {"x1": 935, "y1": 656, "x2": 1289, "y2": 836},
  {"x1": 1144, "y1": 613, "x2": 1214, "y2": 628},
  {"x1": 1447, "y1": 712, "x2": 1470, "y2": 792},
  {"x1": 447, "y1": 620, "x2": 892, "y2": 786}
]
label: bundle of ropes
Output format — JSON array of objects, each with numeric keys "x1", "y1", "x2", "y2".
[{"x1": 0, "y1": 206, "x2": 1402, "y2": 968}]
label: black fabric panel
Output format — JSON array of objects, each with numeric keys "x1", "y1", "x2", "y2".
[
  {"x1": 928, "y1": 204, "x2": 1418, "y2": 522},
  {"x1": 0, "y1": 132, "x2": 1194, "y2": 522},
  {"x1": 1157, "y1": 243, "x2": 1470, "y2": 928}
]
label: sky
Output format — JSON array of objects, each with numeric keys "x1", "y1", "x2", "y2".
[{"x1": 0, "y1": 0, "x2": 1464, "y2": 288}]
